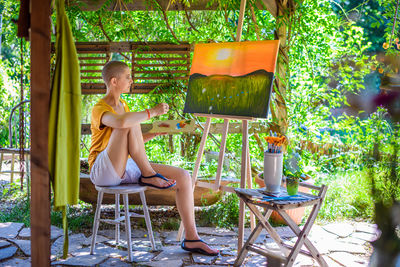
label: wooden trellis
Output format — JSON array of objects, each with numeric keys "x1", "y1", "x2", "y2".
[{"x1": 73, "y1": 42, "x2": 191, "y2": 94}]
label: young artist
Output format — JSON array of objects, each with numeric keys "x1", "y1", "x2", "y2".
[{"x1": 88, "y1": 61, "x2": 219, "y2": 256}]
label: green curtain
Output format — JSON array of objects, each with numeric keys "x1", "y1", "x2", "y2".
[{"x1": 48, "y1": 0, "x2": 81, "y2": 258}]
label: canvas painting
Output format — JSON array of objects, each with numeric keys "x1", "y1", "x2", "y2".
[{"x1": 183, "y1": 40, "x2": 280, "y2": 118}]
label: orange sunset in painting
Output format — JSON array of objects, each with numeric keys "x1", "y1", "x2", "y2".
[
  {"x1": 190, "y1": 40, "x2": 279, "y2": 77},
  {"x1": 184, "y1": 40, "x2": 280, "y2": 118}
]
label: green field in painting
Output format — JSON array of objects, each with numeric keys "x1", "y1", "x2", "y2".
[{"x1": 183, "y1": 69, "x2": 274, "y2": 118}]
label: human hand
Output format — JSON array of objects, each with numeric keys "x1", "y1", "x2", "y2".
[{"x1": 151, "y1": 103, "x2": 169, "y2": 117}]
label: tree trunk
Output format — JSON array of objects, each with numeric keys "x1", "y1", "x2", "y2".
[{"x1": 272, "y1": 0, "x2": 290, "y2": 135}]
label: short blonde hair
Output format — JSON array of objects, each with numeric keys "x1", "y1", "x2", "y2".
[{"x1": 102, "y1": 61, "x2": 129, "y2": 86}]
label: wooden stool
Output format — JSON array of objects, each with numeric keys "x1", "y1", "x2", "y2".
[
  {"x1": 234, "y1": 183, "x2": 328, "y2": 267},
  {"x1": 90, "y1": 184, "x2": 155, "y2": 262}
]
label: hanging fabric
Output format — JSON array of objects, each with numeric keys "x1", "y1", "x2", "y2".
[{"x1": 48, "y1": 0, "x2": 81, "y2": 258}]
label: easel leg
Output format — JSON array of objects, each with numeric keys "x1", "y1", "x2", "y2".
[
  {"x1": 238, "y1": 120, "x2": 249, "y2": 251},
  {"x1": 214, "y1": 119, "x2": 229, "y2": 191},
  {"x1": 177, "y1": 118, "x2": 212, "y2": 241},
  {"x1": 246, "y1": 147, "x2": 255, "y2": 230}
]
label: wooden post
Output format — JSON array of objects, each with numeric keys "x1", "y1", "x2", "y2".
[{"x1": 30, "y1": 0, "x2": 51, "y2": 266}]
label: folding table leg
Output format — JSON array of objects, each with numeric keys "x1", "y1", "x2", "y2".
[
  {"x1": 245, "y1": 202, "x2": 290, "y2": 256},
  {"x1": 234, "y1": 209, "x2": 273, "y2": 267},
  {"x1": 278, "y1": 206, "x2": 328, "y2": 267}
]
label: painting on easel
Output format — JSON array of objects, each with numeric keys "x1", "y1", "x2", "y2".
[{"x1": 183, "y1": 40, "x2": 280, "y2": 118}]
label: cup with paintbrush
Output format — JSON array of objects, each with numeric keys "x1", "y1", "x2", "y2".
[{"x1": 263, "y1": 135, "x2": 286, "y2": 195}]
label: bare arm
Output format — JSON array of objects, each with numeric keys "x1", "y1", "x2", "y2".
[{"x1": 101, "y1": 103, "x2": 169, "y2": 129}]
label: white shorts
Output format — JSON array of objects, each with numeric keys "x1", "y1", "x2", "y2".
[{"x1": 90, "y1": 149, "x2": 142, "y2": 186}]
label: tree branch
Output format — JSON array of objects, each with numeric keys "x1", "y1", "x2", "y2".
[
  {"x1": 155, "y1": 0, "x2": 181, "y2": 43},
  {"x1": 184, "y1": 8, "x2": 200, "y2": 33},
  {"x1": 98, "y1": 16, "x2": 130, "y2": 61},
  {"x1": 250, "y1": 5, "x2": 260, "y2": 40}
]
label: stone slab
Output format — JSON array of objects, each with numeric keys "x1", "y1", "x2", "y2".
[
  {"x1": 0, "y1": 246, "x2": 17, "y2": 261},
  {"x1": 293, "y1": 254, "x2": 315, "y2": 266},
  {"x1": 341, "y1": 236, "x2": 368, "y2": 245},
  {"x1": 0, "y1": 240, "x2": 10, "y2": 249},
  {"x1": 322, "y1": 255, "x2": 343, "y2": 267},
  {"x1": 245, "y1": 254, "x2": 268, "y2": 267},
  {"x1": 322, "y1": 223, "x2": 354, "y2": 238},
  {"x1": 219, "y1": 247, "x2": 237, "y2": 256},
  {"x1": 0, "y1": 222, "x2": 24, "y2": 239},
  {"x1": 214, "y1": 256, "x2": 236, "y2": 265},
  {"x1": 164, "y1": 231, "x2": 240, "y2": 246},
  {"x1": 9, "y1": 239, "x2": 30, "y2": 256},
  {"x1": 307, "y1": 225, "x2": 338, "y2": 241},
  {"x1": 351, "y1": 231, "x2": 378, "y2": 242},
  {"x1": 354, "y1": 222, "x2": 377, "y2": 234},
  {"x1": 52, "y1": 254, "x2": 108, "y2": 266},
  {"x1": 316, "y1": 240, "x2": 366, "y2": 254},
  {"x1": 18, "y1": 225, "x2": 64, "y2": 240},
  {"x1": 0, "y1": 257, "x2": 31, "y2": 266},
  {"x1": 71, "y1": 243, "x2": 128, "y2": 258},
  {"x1": 328, "y1": 252, "x2": 368, "y2": 267},
  {"x1": 140, "y1": 259, "x2": 183, "y2": 267},
  {"x1": 81, "y1": 235, "x2": 109, "y2": 246},
  {"x1": 266, "y1": 226, "x2": 297, "y2": 239},
  {"x1": 243, "y1": 228, "x2": 268, "y2": 244},
  {"x1": 130, "y1": 250, "x2": 156, "y2": 263},
  {"x1": 192, "y1": 254, "x2": 218, "y2": 264},
  {"x1": 106, "y1": 238, "x2": 163, "y2": 252},
  {"x1": 99, "y1": 257, "x2": 131, "y2": 267},
  {"x1": 98, "y1": 229, "x2": 160, "y2": 239},
  {"x1": 196, "y1": 227, "x2": 236, "y2": 237},
  {"x1": 152, "y1": 246, "x2": 190, "y2": 261},
  {"x1": 51, "y1": 233, "x2": 87, "y2": 257}
]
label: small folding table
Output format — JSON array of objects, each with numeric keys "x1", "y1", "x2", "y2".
[{"x1": 234, "y1": 183, "x2": 328, "y2": 267}]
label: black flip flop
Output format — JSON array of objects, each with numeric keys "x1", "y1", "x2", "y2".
[
  {"x1": 138, "y1": 173, "x2": 176, "y2": 189},
  {"x1": 181, "y1": 239, "x2": 219, "y2": 256}
]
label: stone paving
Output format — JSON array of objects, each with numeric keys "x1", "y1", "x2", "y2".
[{"x1": 0, "y1": 221, "x2": 376, "y2": 266}]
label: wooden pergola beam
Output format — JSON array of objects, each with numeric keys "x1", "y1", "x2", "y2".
[
  {"x1": 30, "y1": 0, "x2": 51, "y2": 266},
  {"x1": 71, "y1": 0, "x2": 278, "y2": 16}
]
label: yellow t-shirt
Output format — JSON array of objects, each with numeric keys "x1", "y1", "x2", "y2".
[{"x1": 88, "y1": 98, "x2": 130, "y2": 169}]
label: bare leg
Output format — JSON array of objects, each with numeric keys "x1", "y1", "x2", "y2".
[
  {"x1": 151, "y1": 163, "x2": 219, "y2": 254},
  {"x1": 106, "y1": 126, "x2": 174, "y2": 187}
]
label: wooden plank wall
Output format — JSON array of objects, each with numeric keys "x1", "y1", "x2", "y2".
[{"x1": 66, "y1": 42, "x2": 191, "y2": 94}]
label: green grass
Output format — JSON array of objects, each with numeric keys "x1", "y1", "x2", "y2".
[
  {"x1": 316, "y1": 170, "x2": 374, "y2": 220},
  {"x1": 184, "y1": 70, "x2": 273, "y2": 118}
]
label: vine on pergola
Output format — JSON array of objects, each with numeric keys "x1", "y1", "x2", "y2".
[{"x1": 68, "y1": 0, "x2": 303, "y2": 137}]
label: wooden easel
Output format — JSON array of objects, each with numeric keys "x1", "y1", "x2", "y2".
[{"x1": 177, "y1": 0, "x2": 255, "y2": 251}]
